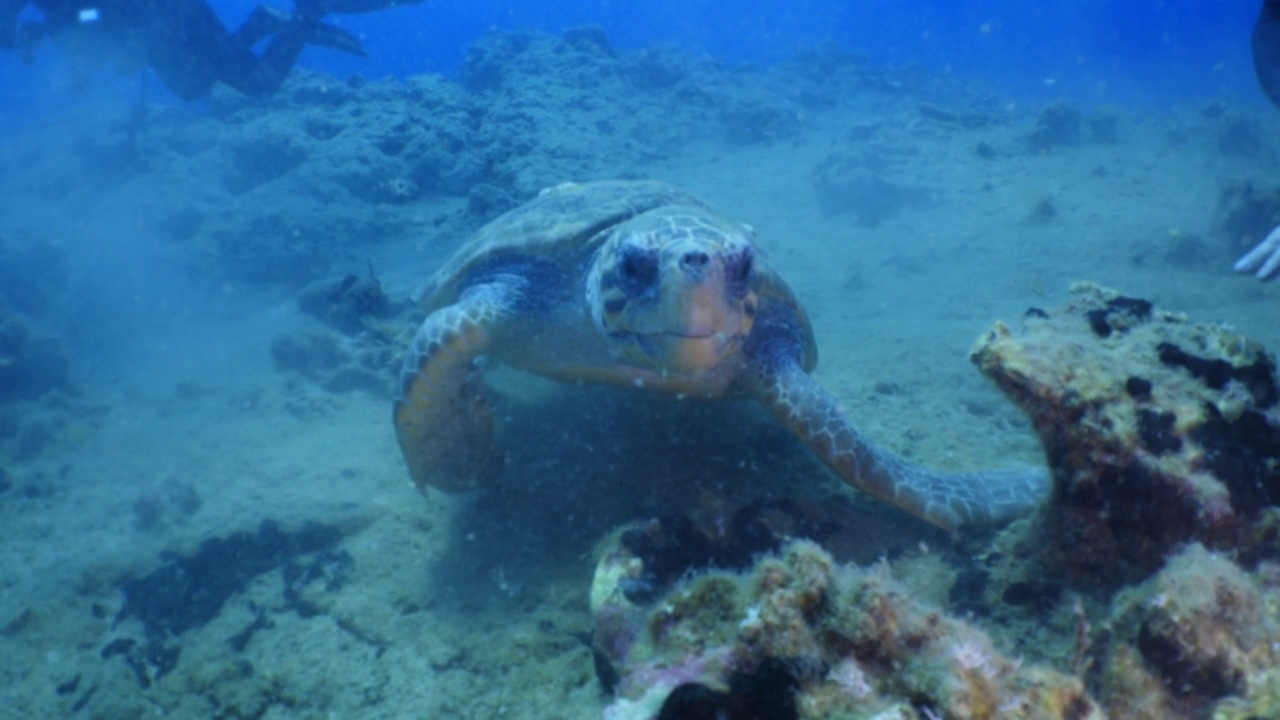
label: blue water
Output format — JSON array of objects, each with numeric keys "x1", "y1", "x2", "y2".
[
  {"x1": 4, "y1": 2, "x2": 1280, "y2": 717},
  {"x1": 0, "y1": 0, "x2": 1263, "y2": 127}
]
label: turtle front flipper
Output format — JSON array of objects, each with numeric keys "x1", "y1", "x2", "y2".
[
  {"x1": 747, "y1": 359, "x2": 1049, "y2": 535},
  {"x1": 394, "y1": 284, "x2": 511, "y2": 494}
]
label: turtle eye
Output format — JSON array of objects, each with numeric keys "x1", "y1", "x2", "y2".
[
  {"x1": 725, "y1": 249, "x2": 754, "y2": 298},
  {"x1": 618, "y1": 247, "x2": 659, "y2": 295}
]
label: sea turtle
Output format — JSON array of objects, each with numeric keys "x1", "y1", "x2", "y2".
[{"x1": 393, "y1": 180, "x2": 1047, "y2": 534}]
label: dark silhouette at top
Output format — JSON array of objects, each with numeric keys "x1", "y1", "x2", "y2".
[
  {"x1": 0, "y1": 0, "x2": 422, "y2": 100},
  {"x1": 1254, "y1": 0, "x2": 1280, "y2": 109},
  {"x1": 1233, "y1": 0, "x2": 1280, "y2": 279}
]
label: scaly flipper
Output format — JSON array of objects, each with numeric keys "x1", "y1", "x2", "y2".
[
  {"x1": 394, "y1": 284, "x2": 511, "y2": 493},
  {"x1": 748, "y1": 359, "x2": 1049, "y2": 535}
]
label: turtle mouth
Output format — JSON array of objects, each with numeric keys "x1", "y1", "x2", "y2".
[
  {"x1": 664, "y1": 331, "x2": 727, "y2": 339},
  {"x1": 623, "y1": 330, "x2": 742, "y2": 372}
]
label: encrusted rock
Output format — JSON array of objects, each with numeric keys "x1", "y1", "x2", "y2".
[
  {"x1": 592, "y1": 531, "x2": 1099, "y2": 720},
  {"x1": 1098, "y1": 544, "x2": 1280, "y2": 719},
  {"x1": 972, "y1": 283, "x2": 1280, "y2": 586}
]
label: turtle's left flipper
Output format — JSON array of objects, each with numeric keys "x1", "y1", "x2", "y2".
[
  {"x1": 748, "y1": 359, "x2": 1049, "y2": 535},
  {"x1": 394, "y1": 284, "x2": 512, "y2": 494}
]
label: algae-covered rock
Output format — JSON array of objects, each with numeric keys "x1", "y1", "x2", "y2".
[
  {"x1": 971, "y1": 283, "x2": 1280, "y2": 586},
  {"x1": 592, "y1": 531, "x2": 1099, "y2": 720},
  {"x1": 1097, "y1": 544, "x2": 1280, "y2": 719}
]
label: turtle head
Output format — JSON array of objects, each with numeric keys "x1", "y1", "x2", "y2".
[{"x1": 588, "y1": 207, "x2": 757, "y2": 374}]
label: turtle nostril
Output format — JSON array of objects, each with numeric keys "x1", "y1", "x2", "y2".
[{"x1": 680, "y1": 251, "x2": 710, "y2": 271}]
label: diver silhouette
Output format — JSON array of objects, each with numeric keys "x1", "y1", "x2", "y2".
[
  {"x1": 1233, "y1": 0, "x2": 1280, "y2": 279},
  {"x1": 0, "y1": 0, "x2": 422, "y2": 100}
]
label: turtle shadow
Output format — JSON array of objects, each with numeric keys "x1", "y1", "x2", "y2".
[{"x1": 426, "y1": 372, "x2": 943, "y2": 607}]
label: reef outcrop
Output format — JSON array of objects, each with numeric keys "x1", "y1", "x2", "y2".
[
  {"x1": 269, "y1": 272, "x2": 403, "y2": 396},
  {"x1": 971, "y1": 282, "x2": 1280, "y2": 587},
  {"x1": 593, "y1": 285, "x2": 1280, "y2": 720},
  {"x1": 591, "y1": 532, "x2": 1099, "y2": 720}
]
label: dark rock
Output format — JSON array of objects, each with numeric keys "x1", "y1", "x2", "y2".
[
  {"x1": 874, "y1": 381, "x2": 901, "y2": 395},
  {"x1": 1137, "y1": 410, "x2": 1182, "y2": 456},
  {"x1": 109, "y1": 519, "x2": 345, "y2": 685},
  {"x1": 616, "y1": 501, "x2": 839, "y2": 606},
  {"x1": 1124, "y1": 376, "x2": 1152, "y2": 400},
  {"x1": 1025, "y1": 102, "x2": 1082, "y2": 152},
  {"x1": 1030, "y1": 197, "x2": 1058, "y2": 223},
  {"x1": 297, "y1": 273, "x2": 394, "y2": 336},
  {"x1": 659, "y1": 683, "x2": 730, "y2": 720}
]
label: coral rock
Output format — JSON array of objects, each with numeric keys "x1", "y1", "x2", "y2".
[
  {"x1": 592, "y1": 531, "x2": 1099, "y2": 720},
  {"x1": 972, "y1": 283, "x2": 1280, "y2": 586},
  {"x1": 1098, "y1": 544, "x2": 1280, "y2": 718}
]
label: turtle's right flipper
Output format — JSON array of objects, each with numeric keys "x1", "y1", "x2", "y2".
[{"x1": 394, "y1": 285, "x2": 510, "y2": 494}]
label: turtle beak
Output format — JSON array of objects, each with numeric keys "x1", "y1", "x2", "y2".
[
  {"x1": 672, "y1": 249, "x2": 726, "y2": 337},
  {"x1": 648, "y1": 249, "x2": 755, "y2": 372}
]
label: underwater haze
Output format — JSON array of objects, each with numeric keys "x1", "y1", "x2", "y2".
[
  {"x1": 0, "y1": 0, "x2": 1264, "y2": 123},
  {"x1": 3, "y1": 0, "x2": 1280, "y2": 719}
]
